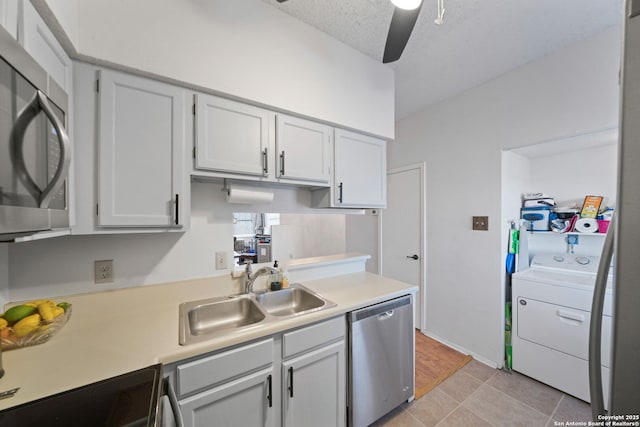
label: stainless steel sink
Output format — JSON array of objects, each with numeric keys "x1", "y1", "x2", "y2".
[
  {"x1": 179, "y1": 284, "x2": 336, "y2": 345},
  {"x1": 254, "y1": 285, "x2": 329, "y2": 317},
  {"x1": 179, "y1": 295, "x2": 266, "y2": 345}
]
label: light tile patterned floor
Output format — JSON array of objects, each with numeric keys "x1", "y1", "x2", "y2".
[{"x1": 371, "y1": 360, "x2": 593, "y2": 427}]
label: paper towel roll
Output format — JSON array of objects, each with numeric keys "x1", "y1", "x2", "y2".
[
  {"x1": 226, "y1": 185, "x2": 274, "y2": 204},
  {"x1": 574, "y1": 217, "x2": 599, "y2": 233}
]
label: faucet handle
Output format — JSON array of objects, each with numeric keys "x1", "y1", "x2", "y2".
[{"x1": 244, "y1": 260, "x2": 253, "y2": 275}]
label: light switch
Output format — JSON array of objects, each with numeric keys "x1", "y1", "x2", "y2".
[{"x1": 472, "y1": 216, "x2": 489, "y2": 231}]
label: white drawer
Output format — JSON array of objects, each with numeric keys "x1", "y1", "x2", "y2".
[
  {"x1": 516, "y1": 297, "x2": 611, "y2": 367},
  {"x1": 176, "y1": 338, "x2": 273, "y2": 397},
  {"x1": 283, "y1": 316, "x2": 345, "y2": 359}
]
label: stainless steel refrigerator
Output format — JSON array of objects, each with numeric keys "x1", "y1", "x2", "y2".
[{"x1": 590, "y1": 0, "x2": 640, "y2": 415}]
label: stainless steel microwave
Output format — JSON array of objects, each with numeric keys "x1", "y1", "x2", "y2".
[{"x1": 0, "y1": 26, "x2": 70, "y2": 241}]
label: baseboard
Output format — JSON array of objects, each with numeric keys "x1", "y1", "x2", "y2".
[{"x1": 421, "y1": 330, "x2": 503, "y2": 369}]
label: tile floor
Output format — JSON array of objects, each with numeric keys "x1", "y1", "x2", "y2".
[{"x1": 372, "y1": 360, "x2": 593, "y2": 427}]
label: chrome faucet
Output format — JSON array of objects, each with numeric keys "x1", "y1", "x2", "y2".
[{"x1": 241, "y1": 261, "x2": 278, "y2": 294}]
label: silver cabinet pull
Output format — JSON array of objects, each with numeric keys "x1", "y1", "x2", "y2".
[
  {"x1": 338, "y1": 182, "x2": 343, "y2": 203},
  {"x1": 10, "y1": 90, "x2": 70, "y2": 208}
]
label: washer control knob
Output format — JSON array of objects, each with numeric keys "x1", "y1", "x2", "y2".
[
  {"x1": 553, "y1": 255, "x2": 565, "y2": 262},
  {"x1": 575, "y1": 256, "x2": 590, "y2": 265}
]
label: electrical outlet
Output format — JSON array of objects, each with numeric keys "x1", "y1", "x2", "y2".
[
  {"x1": 472, "y1": 216, "x2": 489, "y2": 231},
  {"x1": 95, "y1": 260, "x2": 113, "y2": 284},
  {"x1": 215, "y1": 252, "x2": 227, "y2": 270}
]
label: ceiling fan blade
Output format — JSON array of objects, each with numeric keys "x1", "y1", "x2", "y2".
[{"x1": 382, "y1": 4, "x2": 422, "y2": 64}]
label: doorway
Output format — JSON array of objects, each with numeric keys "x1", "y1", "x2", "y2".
[{"x1": 381, "y1": 163, "x2": 426, "y2": 330}]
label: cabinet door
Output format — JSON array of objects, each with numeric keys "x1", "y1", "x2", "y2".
[
  {"x1": 179, "y1": 368, "x2": 276, "y2": 427},
  {"x1": 20, "y1": 1, "x2": 72, "y2": 92},
  {"x1": 334, "y1": 129, "x2": 386, "y2": 208},
  {"x1": 282, "y1": 341, "x2": 346, "y2": 427},
  {"x1": 195, "y1": 94, "x2": 270, "y2": 176},
  {"x1": 275, "y1": 114, "x2": 331, "y2": 185},
  {"x1": 98, "y1": 69, "x2": 185, "y2": 227},
  {"x1": 0, "y1": 0, "x2": 18, "y2": 39}
]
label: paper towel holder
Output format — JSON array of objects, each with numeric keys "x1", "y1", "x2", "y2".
[{"x1": 222, "y1": 179, "x2": 275, "y2": 204}]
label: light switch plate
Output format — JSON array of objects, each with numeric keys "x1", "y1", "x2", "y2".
[
  {"x1": 472, "y1": 216, "x2": 489, "y2": 231},
  {"x1": 215, "y1": 252, "x2": 228, "y2": 270}
]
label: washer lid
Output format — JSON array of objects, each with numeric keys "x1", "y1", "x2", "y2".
[{"x1": 530, "y1": 253, "x2": 601, "y2": 274}]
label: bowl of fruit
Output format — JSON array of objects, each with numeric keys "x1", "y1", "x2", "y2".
[{"x1": 0, "y1": 300, "x2": 72, "y2": 350}]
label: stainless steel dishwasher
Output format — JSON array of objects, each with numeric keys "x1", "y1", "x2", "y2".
[{"x1": 348, "y1": 294, "x2": 414, "y2": 427}]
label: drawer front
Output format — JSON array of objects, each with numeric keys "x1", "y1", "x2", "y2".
[
  {"x1": 283, "y1": 316, "x2": 345, "y2": 359},
  {"x1": 177, "y1": 338, "x2": 274, "y2": 397},
  {"x1": 516, "y1": 297, "x2": 612, "y2": 367}
]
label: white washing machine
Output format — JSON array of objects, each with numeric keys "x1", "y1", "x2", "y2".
[{"x1": 512, "y1": 253, "x2": 613, "y2": 404}]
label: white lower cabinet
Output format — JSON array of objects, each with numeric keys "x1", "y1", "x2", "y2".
[
  {"x1": 282, "y1": 341, "x2": 345, "y2": 427},
  {"x1": 167, "y1": 316, "x2": 346, "y2": 427},
  {"x1": 179, "y1": 367, "x2": 276, "y2": 427}
]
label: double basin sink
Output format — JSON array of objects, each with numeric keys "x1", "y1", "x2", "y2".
[{"x1": 179, "y1": 283, "x2": 336, "y2": 345}]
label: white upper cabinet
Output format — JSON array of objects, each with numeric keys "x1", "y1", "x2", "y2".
[
  {"x1": 275, "y1": 114, "x2": 331, "y2": 185},
  {"x1": 312, "y1": 129, "x2": 387, "y2": 208},
  {"x1": 195, "y1": 94, "x2": 271, "y2": 177},
  {"x1": 0, "y1": 0, "x2": 18, "y2": 39},
  {"x1": 19, "y1": 1, "x2": 72, "y2": 92},
  {"x1": 97, "y1": 69, "x2": 186, "y2": 228}
]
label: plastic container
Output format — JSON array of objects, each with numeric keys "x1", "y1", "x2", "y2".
[
  {"x1": 597, "y1": 220, "x2": 610, "y2": 234},
  {"x1": 521, "y1": 207, "x2": 552, "y2": 231}
]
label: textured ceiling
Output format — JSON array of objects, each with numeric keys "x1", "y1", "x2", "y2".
[{"x1": 262, "y1": 0, "x2": 623, "y2": 121}]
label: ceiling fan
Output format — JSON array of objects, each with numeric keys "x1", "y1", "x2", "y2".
[{"x1": 275, "y1": 0, "x2": 444, "y2": 64}]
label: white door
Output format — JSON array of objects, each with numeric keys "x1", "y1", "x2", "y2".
[{"x1": 381, "y1": 164, "x2": 426, "y2": 330}]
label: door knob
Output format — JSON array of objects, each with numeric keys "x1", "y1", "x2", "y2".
[{"x1": 406, "y1": 254, "x2": 419, "y2": 260}]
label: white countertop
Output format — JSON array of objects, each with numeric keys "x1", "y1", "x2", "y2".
[{"x1": 0, "y1": 266, "x2": 416, "y2": 410}]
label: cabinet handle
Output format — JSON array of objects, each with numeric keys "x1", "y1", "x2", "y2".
[
  {"x1": 280, "y1": 151, "x2": 286, "y2": 176},
  {"x1": 288, "y1": 366, "x2": 294, "y2": 398},
  {"x1": 338, "y1": 182, "x2": 343, "y2": 203},
  {"x1": 174, "y1": 194, "x2": 179, "y2": 225},
  {"x1": 267, "y1": 374, "x2": 273, "y2": 408},
  {"x1": 262, "y1": 148, "x2": 268, "y2": 174},
  {"x1": 407, "y1": 254, "x2": 419, "y2": 260}
]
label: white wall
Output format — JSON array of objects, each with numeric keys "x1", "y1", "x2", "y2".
[
  {"x1": 345, "y1": 213, "x2": 380, "y2": 274},
  {"x1": 44, "y1": 0, "x2": 394, "y2": 139},
  {"x1": 7, "y1": 183, "x2": 346, "y2": 302},
  {"x1": 389, "y1": 26, "x2": 621, "y2": 366},
  {"x1": 272, "y1": 214, "x2": 346, "y2": 261}
]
